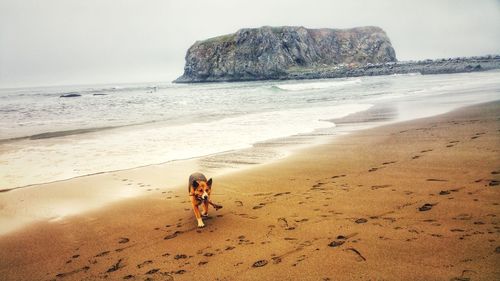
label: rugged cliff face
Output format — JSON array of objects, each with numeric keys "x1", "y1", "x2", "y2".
[{"x1": 174, "y1": 26, "x2": 397, "y2": 83}]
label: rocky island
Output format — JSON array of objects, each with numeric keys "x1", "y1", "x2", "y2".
[{"x1": 174, "y1": 26, "x2": 500, "y2": 83}]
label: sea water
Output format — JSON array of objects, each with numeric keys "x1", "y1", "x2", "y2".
[{"x1": 0, "y1": 71, "x2": 499, "y2": 190}]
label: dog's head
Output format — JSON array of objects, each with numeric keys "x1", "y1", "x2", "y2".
[{"x1": 192, "y1": 178, "x2": 212, "y2": 201}]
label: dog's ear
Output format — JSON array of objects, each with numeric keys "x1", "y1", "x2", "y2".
[
  {"x1": 207, "y1": 178, "x2": 212, "y2": 187},
  {"x1": 192, "y1": 180, "x2": 199, "y2": 189}
]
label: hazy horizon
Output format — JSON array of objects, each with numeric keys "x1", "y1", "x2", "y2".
[{"x1": 1, "y1": 0, "x2": 499, "y2": 88}]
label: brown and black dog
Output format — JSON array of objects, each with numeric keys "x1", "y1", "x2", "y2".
[{"x1": 188, "y1": 172, "x2": 222, "y2": 227}]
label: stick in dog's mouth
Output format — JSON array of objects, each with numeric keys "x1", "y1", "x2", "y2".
[{"x1": 209, "y1": 201, "x2": 223, "y2": 210}]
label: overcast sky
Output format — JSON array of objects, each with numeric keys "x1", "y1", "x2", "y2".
[{"x1": 0, "y1": 0, "x2": 499, "y2": 88}]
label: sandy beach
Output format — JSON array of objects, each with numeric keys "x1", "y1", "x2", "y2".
[{"x1": 0, "y1": 101, "x2": 499, "y2": 281}]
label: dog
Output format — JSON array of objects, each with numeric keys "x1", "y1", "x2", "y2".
[{"x1": 188, "y1": 172, "x2": 222, "y2": 227}]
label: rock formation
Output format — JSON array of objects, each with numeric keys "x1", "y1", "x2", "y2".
[{"x1": 175, "y1": 26, "x2": 397, "y2": 83}]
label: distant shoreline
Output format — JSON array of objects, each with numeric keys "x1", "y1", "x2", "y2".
[{"x1": 174, "y1": 55, "x2": 500, "y2": 83}]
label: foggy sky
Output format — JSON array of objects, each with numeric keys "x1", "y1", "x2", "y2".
[{"x1": 0, "y1": 0, "x2": 499, "y2": 88}]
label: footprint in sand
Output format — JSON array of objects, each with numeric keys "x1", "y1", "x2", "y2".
[
  {"x1": 274, "y1": 192, "x2": 291, "y2": 197},
  {"x1": 291, "y1": 255, "x2": 306, "y2": 266},
  {"x1": 355, "y1": 218, "x2": 368, "y2": 224},
  {"x1": 118, "y1": 237, "x2": 129, "y2": 244},
  {"x1": 253, "y1": 203, "x2": 265, "y2": 209},
  {"x1": 418, "y1": 203, "x2": 435, "y2": 211},
  {"x1": 328, "y1": 235, "x2": 348, "y2": 248},
  {"x1": 426, "y1": 178, "x2": 448, "y2": 182},
  {"x1": 371, "y1": 184, "x2": 391, "y2": 190},
  {"x1": 174, "y1": 254, "x2": 187, "y2": 260},
  {"x1": 471, "y1": 132, "x2": 485, "y2": 140},
  {"x1": 236, "y1": 213, "x2": 258, "y2": 219},
  {"x1": 238, "y1": 236, "x2": 253, "y2": 245},
  {"x1": 271, "y1": 257, "x2": 282, "y2": 264},
  {"x1": 106, "y1": 259, "x2": 125, "y2": 273},
  {"x1": 164, "y1": 231, "x2": 182, "y2": 240},
  {"x1": 252, "y1": 260, "x2": 268, "y2": 268},
  {"x1": 145, "y1": 268, "x2": 160, "y2": 275},
  {"x1": 278, "y1": 217, "x2": 289, "y2": 228},
  {"x1": 55, "y1": 266, "x2": 90, "y2": 278},
  {"x1": 137, "y1": 260, "x2": 153, "y2": 268},
  {"x1": 95, "y1": 251, "x2": 110, "y2": 257}
]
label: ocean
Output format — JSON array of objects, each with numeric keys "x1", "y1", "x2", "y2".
[{"x1": 1, "y1": 71, "x2": 499, "y2": 190}]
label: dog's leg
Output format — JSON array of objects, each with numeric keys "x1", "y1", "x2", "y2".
[
  {"x1": 202, "y1": 200, "x2": 209, "y2": 217},
  {"x1": 190, "y1": 197, "x2": 204, "y2": 228}
]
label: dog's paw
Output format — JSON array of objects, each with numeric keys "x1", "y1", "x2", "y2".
[{"x1": 197, "y1": 219, "x2": 205, "y2": 228}]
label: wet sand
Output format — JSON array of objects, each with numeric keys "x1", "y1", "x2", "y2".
[{"x1": 0, "y1": 101, "x2": 499, "y2": 281}]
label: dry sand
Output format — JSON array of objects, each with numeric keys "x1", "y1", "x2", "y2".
[{"x1": 0, "y1": 101, "x2": 499, "y2": 281}]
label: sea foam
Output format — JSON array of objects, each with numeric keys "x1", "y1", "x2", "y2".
[
  {"x1": 0, "y1": 103, "x2": 372, "y2": 189},
  {"x1": 274, "y1": 79, "x2": 361, "y2": 91}
]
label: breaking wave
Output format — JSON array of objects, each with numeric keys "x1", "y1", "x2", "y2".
[{"x1": 273, "y1": 79, "x2": 362, "y2": 91}]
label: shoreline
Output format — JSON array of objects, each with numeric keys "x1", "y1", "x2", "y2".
[
  {"x1": 0, "y1": 96, "x2": 498, "y2": 236},
  {"x1": 0, "y1": 103, "x2": 383, "y2": 235},
  {"x1": 0, "y1": 101, "x2": 498, "y2": 280},
  {"x1": 0, "y1": 103, "x2": 374, "y2": 190},
  {"x1": 2, "y1": 71, "x2": 499, "y2": 191}
]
